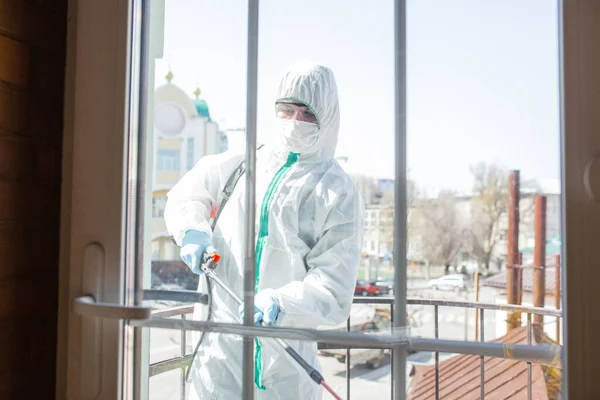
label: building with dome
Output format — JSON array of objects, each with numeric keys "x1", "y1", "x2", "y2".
[{"x1": 151, "y1": 71, "x2": 228, "y2": 262}]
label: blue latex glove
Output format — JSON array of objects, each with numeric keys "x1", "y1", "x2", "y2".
[
  {"x1": 180, "y1": 230, "x2": 216, "y2": 274},
  {"x1": 239, "y1": 289, "x2": 281, "y2": 326}
]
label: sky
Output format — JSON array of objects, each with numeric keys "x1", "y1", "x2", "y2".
[{"x1": 152, "y1": 0, "x2": 561, "y2": 194}]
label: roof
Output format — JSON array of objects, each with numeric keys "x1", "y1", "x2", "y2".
[
  {"x1": 481, "y1": 266, "x2": 561, "y2": 295},
  {"x1": 192, "y1": 99, "x2": 211, "y2": 120},
  {"x1": 408, "y1": 326, "x2": 561, "y2": 400}
]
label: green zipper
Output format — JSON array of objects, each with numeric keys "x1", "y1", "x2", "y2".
[{"x1": 253, "y1": 152, "x2": 299, "y2": 390}]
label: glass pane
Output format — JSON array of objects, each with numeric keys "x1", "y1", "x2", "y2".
[
  {"x1": 132, "y1": 0, "x2": 563, "y2": 399},
  {"x1": 404, "y1": 0, "x2": 563, "y2": 398},
  {"x1": 141, "y1": 0, "x2": 395, "y2": 397}
]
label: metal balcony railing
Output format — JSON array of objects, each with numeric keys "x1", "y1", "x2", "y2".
[{"x1": 142, "y1": 290, "x2": 562, "y2": 400}]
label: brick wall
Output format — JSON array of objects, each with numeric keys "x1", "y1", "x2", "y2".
[{"x1": 0, "y1": 0, "x2": 67, "y2": 398}]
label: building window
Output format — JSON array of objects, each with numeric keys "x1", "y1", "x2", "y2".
[
  {"x1": 153, "y1": 196, "x2": 167, "y2": 218},
  {"x1": 187, "y1": 137, "x2": 194, "y2": 171},
  {"x1": 151, "y1": 241, "x2": 160, "y2": 261},
  {"x1": 157, "y1": 149, "x2": 180, "y2": 171},
  {"x1": 217, "y1": 131, "x2": 228, "y2": 153}
]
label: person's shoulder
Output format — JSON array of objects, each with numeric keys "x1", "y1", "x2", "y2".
[
  {"x1": 317, "y1": 160, "x2": 362, "y2": 204},
  {"x1": 323, "y1": 160, "x2": 360, "y2": 192},
  {"x1": 318, "y1": 161, "x2": 365, "y2": 221}
]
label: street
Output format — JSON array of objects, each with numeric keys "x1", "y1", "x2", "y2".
[{"x1": 147, "y1": 283, "x2": 499, "y2": 399}]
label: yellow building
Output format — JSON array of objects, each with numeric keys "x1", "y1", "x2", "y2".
[{"x1": 151, "y1": 73, "x2": 227, "y2": 261}]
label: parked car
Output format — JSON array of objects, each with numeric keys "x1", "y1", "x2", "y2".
[
  {"x1": 427, "y1": 274, "x2": 468, "y2": 291},
  {"x1": 374, "y1": 277, "x2": 394, "y2": 295},
  {"x1": 354, "y1": 280, "x2": 381, "y2": 296}
]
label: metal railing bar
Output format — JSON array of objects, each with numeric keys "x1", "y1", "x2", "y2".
[
  {"x1": 180, "y1": 313, "x2": 187, "y2": 400},
  {"x1": 181, "y1": 314, "x2": 187, "y2": 354},
  {"x1": 179, "y1": 370, "x2": 185, "y2": 400},
  {"x1": 480, "y1": 308, "x2": 485, "y2": 400},
  {"x1": 138, "y1": 318, "x2": 560, "y2": 363},
  {"x1": 353, "y1": 297, "x2": 562, "y2": 317},
  {"x1": 151, "y1": 305, "x2": 194, "y2": 318},
  {"x1": 144, "y1": 293, "x2": 563, "y2": 318},
  {"x1": 143, "y1": 289, "x2": 208, "y2": 304},
  {"x1": 410, "y1": 338, "x2": 557, "y2": 364},
  {"x1": 527, "y1": 313, "x2": 532, "y2": 400},
  {"x1": 149, "y1": 355, "x2": 194, "y2": 377},
  {"x1": 390, "y1": 303, "x2": 394, "y2": 400},
  {"x1": 346, "y1": 315, "x2": 351, "y2": 399},
  {"x1": 434, "y1": 305, "x2": 440, "y2": 400},
  {"x1": 137, "y1": 317, "x2": 411, "y2": 348}
]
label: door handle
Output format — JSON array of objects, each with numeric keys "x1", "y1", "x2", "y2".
[
  {"x1": 71, "y1": 296, "x2": 151, "y2": 398},
  {"x1": 73, "y1": 295, "x2": 151, "y2": 320}
]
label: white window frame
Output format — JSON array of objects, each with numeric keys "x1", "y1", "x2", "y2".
[{"x1": 57, "y1": 0, "x2": 152, "y2": 398}]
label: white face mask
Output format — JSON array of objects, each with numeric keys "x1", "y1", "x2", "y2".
[{"x1": 275, "y1": 119, "x2": 320, "y2": 153}]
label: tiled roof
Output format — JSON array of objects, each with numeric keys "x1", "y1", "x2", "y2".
[
  {"x1": 481, "y1": 267, "x2": 561, "y2": 295},
  {"x1": 408, "y1": 327, "x2": 561, "y2": 400}
]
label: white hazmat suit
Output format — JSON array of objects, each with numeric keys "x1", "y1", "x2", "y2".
[{"x1": 164, "y1": 60, "x2": 365, "y2": 400}]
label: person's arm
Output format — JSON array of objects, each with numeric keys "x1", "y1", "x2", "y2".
[
  {"x1": 273, "y1": 187, "x2": 365, "y2": 329},
  {"x1": 164, "y1": 155, "x2": 222, "y2": 246}
]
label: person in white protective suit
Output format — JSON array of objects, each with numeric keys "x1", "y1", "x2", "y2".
[{"x1": 164, "y1": 60, "x2": 365, "y2": 400}]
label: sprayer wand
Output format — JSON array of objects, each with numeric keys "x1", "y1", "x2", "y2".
[{"x1": 201, "y1": 252, "x2": 343, "y2": 400}]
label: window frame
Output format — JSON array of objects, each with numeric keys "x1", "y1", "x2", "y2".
[{"x1": 56, "y1": 0, "x2": 581, "y2": 399}]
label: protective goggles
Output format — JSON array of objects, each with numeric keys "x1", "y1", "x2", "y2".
[{"x1": 275, "y1": 101, "x2": 318, "y2": 125}]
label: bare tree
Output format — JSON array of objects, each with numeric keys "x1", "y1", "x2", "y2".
[
  {"x1": 468, "y1": 162, "x2": 508, "y2": 270},
  {"x1": 409, "y1": 191, "x2": 466, "y2": 274},
  {"x1": 378, "y1": 178, "x2": 419, "y2": 263}
]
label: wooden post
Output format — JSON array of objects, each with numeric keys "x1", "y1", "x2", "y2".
[
  {"x1": 506, "y1": 171, "x2": 521, "y2": 330},
  {"x1": 474, "y1": 272, "x2": 480, "y2": 340},
  {"x1": 533, "y1": 196, "x2": 547, "y2": 327},
  {"x1": 517, "y1": 252, "x2": 523, "y2": 306}
]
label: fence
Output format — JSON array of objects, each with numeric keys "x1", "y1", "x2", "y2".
[{"x1": 141, "y1": 291, "x2": 562, "y2": 400}]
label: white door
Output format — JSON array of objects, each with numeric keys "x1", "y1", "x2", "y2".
[
  {"x1": 60, "y1": 0, "x2": 157, "y2": 398},
  {"x1": 59, "y1": 0, "x2": 300, "y2": 398}
]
